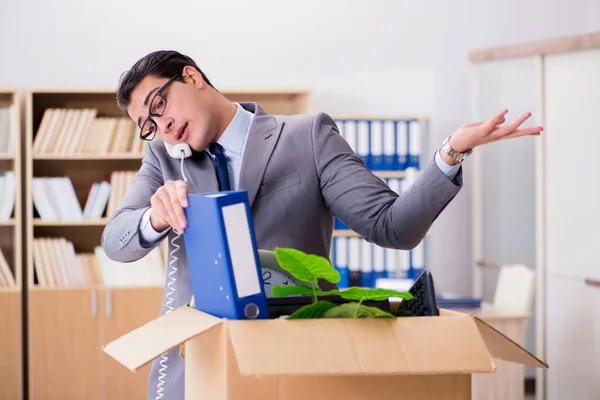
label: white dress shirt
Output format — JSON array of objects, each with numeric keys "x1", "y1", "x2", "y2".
[{"x1": 139, "y1": 108, "x2": 459, "y2": 244}]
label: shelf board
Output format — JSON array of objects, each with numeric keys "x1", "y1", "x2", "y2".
[
  {"x1": 33, "y1": 153, "x2": 143, "y2": 161},
  {"x1": 374, "y1": 170, "x2": 409, "y2": 179},
  {"x1": 30, "y1": 87, "x2": 118, "y2": 94},
  {"x1": 29, "y1": 286, "x2": 97, "y2": 291},
  {"x1": 331, "y1": 114, "x2": 429, "y2": 121},
  {"x1": 0, "y1": 219, "x2": 16, "y2": 227},
  {"x1": 0, "y1": 287, "x2": 20, "y2": 294},
  {"x1": 222, "y1": 87, "x2": 311, "y2": 95},
  {"x1": 29, "y1": 284, "x2": 163, "y2": 291},
  {"x1": 0, "y1": 153, "x2": 15, "y2": 160},
  {"x1": 333, "y1": 230, "x2": 360, "y2": 238},
  {"x1": 333, "y1": 229, "x2": 432, "y2": 238},
  {"x1": 33, "y1": 218, "x2": 108, "y2": 227}
]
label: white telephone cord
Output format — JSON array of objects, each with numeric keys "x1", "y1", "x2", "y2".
[{"x1": 156, "y1": 149, "x2": 188, "y2": 399}]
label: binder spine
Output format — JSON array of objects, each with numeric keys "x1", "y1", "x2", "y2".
[
  {"x1": 333, "y1": 237, "x2": 349, "y2": 289},
  {"x1": 184, "y1": 191, "x2": 268, "y2": 320}
]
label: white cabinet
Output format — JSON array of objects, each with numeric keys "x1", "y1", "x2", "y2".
[
  {"x1": 472, "y1": 55, "x2": 543, "y2": 388},
  {"x1": 473, "y1": 55, "x2": 542, "y2": 298},
  {"x1": 544, "y1": 49, "x2": 600, "y2": 282},
  {"x1": 545, "y1": 274, "x2": 597, "y2": 400},
  {"x1": 590, "y1": 278, "x2": 600, "y2": 388},
  {"x1": 543, "y1": 49, "x2": 600, "y2": 399},
  {"x1": 471, "y1": 34, "x2": 600, "y2": 400}
]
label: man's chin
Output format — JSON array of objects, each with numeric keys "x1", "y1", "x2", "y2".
[{"x1": 190, "y1": 143, "x2": 207, "y2": 152}]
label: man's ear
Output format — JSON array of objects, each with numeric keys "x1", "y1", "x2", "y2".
[{"x1": 182, "y1": 65, "x2": 205, "y2": 89}]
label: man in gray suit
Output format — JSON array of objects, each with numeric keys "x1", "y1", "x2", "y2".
[{"x1": 101, "y1": 50, "x2": 542, "y2": 400}]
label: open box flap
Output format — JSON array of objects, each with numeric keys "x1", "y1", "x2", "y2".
[
  {"x1": 473, "y1": 316, "x2": 548, "y2": 368},
  {"x1": 103, "y1": 306, "x2": 223, "y2": 372},
  {"x1": 225, "y1": 316, "x2": 496, "y2": 377}
]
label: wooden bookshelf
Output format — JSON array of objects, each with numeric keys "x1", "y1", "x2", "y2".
[
  {"x1": 24, "y1": 88, "x2": 160, "y2": 400},
  {"x1": 221, "y1": 87, "x2": 312, "y2": 114},
  {"x1": 23, "y1": 86, "x2": 313, "y2": 399},
  {"x1": 0, "y1": 88, "x2": 23, "y2": 400},
  {"x1": 0, "y1": 218, "x2": 16, "y2": 227}
]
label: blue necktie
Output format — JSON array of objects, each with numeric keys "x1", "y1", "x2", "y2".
[{"x1": 209, "y1": 143, "x2": 231, "y2": 191}]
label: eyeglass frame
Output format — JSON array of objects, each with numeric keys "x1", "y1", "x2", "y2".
[{"x1": 139, "y1": 74, "x2": 180, "y2": 141}]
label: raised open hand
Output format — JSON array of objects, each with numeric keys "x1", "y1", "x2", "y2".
[{"x1": 449, "y1": 109, "x2": 543, "y2": 153}]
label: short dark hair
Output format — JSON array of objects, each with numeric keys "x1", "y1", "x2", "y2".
[{"x1": 116, "y1": 50, "x2": 216, "y2": 118}]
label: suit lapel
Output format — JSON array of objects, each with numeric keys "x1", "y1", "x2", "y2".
[{"x1": 238, "y1": 104, "x2": 283, "y2": 207}]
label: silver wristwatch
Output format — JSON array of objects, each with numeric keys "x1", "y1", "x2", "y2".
[{"x1": 441, "y1": 136, "x2": 472, "y2": 163}]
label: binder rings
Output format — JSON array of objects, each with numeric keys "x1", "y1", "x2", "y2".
[{"x1": 183, "y1": 190, "x2": 269, "y2": 320}]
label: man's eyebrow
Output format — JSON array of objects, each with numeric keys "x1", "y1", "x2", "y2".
[
  {"x1": 136, "y1": 86, "x2": 160, "y2": 128},
  {"x1": 144, "y1": 87, "x2": 160, "y2": 106}
]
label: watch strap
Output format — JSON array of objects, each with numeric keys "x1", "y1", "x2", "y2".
[{"x1": 442, "y1": 136, "x2": 472, "y2": 163}]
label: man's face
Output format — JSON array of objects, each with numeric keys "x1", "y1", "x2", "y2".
[{"x1": 127, "y1": 72, "x2": 214, "y2": 152}]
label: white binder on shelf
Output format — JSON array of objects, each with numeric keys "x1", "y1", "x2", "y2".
[
  {"x1": 369, "y1": 120, "x2": 384, "y2": 170},
  {"x1": 395, "y1": 120, "x2": 408, "y2": 170}
]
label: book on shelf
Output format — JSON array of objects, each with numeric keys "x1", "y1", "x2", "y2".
[
  {"x1": 0, "y1": 171, "x2": 16, "y2": 220},
  {"x1": 32, "y1": 236, "x2": 166, "y2": 287},
  {"x1": 32, "y1": 177, "x2": 83, "y2": 221},
  {"x1": 0, "y1": 247, "x2": 16, "y2": 288},
  {"x1": 0, "y1": 107, "x2": 15, "y2": 154},
  {"x1": 32, "y1": 170, "x2": 137, "y2": 221},
  {"x1": 105, "y1": 170, "x2": 137, "y2": 218},
  {"x1": 82, "y1": 181, "x2": 111, "y2": 219},
  {"x1": 32, "y1": 108, "x2": 143, "y2": 155}
]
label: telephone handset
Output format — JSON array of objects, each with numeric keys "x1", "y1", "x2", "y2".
[
  {"x1": 163, "y1": 141, "x2": 191, "y2": 183},
  {"x1": 164, "y1": 141, "x2": 192, "y2": 159}
]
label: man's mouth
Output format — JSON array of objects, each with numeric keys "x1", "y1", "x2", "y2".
[{"x1": 177, "y1": 122, "x2": 189, "y2": 141}]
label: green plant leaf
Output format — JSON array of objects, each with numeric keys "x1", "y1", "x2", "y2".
[
  {"x1": 316, "y1": 289, "x2": 342, "y2": 297},
  {"x1": 287, "y1": 301, "x2": 338, "y2": 319},
  {"x1": 338, "y1": 287, "x2": 414, "y2": 302},
  {"x1": 322, "y1": 302, "x2": 395, "y2": 319},
  {"x1": 271, "y1": 285, "x2": 314, "y2": 298},
  {"x1": 390, "y1": 309, "x2": 415, "y2": 317},
  {"x1": 274, "y1": 248, "x2": 340, "y2": 284}
]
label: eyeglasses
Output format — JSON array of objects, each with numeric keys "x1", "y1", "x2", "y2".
[{"x1": 139, "y1": 74, "x2": 179, "y2": 141}]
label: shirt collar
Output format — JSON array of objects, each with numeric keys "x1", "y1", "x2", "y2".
[{"x1": 217, "y1": 102, "x2": 254, "y2": 156}]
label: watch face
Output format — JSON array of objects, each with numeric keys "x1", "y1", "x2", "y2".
[{"x1": 261, "y1": 267, "x2": 298, "y2": 298}]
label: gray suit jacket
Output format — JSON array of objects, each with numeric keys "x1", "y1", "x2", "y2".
[{"x1": 101, "y1": 102, "x2": 462, "y2": 399}]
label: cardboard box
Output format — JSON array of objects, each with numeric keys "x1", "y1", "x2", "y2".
[{"x1": 103, "y1": 306, "x2": 547, "y2": 400}]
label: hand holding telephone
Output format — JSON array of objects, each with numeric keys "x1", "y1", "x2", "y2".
[{"x1": 148, "y1": 142, "x2": 193, "y2": 233}]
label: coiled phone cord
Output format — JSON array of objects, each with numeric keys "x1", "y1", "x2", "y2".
[{"x1": 156, "y1": 149, "x2": 188, "y2": 399}]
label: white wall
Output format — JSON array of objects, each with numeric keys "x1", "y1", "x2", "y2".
[{"x1": 1, "y1": 0, "x2": 599, "y2": 294}]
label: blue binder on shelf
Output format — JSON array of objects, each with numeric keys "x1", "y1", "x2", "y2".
[{"x1": 182, "y1": 190, "x2": 269, "y2": 320}]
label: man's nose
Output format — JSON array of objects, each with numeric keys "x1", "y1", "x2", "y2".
[{"x1": 156, "y1": 117, "x2": 174, "y2": 135}]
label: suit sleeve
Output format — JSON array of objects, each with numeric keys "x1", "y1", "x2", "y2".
[
  {"x1": 101, "y1": 143, "x2": 169, "y2": 262},
  {"x1": 311, "y1": 113, "x2": 462, "y2": 250}
]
